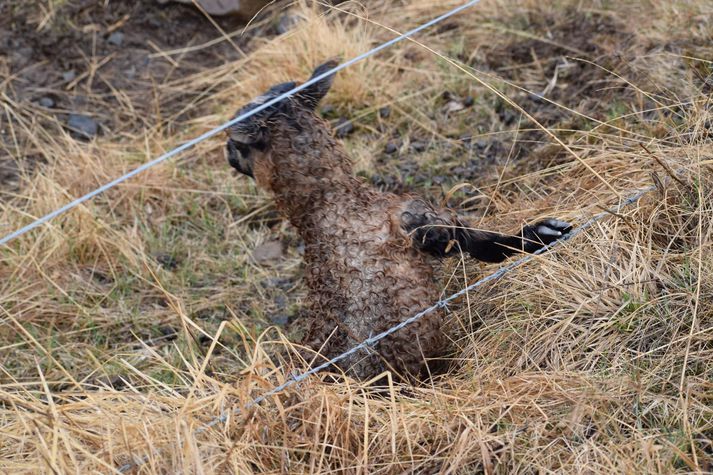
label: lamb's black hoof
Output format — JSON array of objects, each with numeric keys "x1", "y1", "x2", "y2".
[{"x1": 523, "y1": 219, "x2": 573, "y2": 248}]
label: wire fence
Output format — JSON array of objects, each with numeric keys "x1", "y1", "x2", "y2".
[
  {"x1": 0, "y1": 0, "x2": 482, "y2": 248},
  {"x1": 117, "y1": 181, "x2": 656, "y2": 473},
  {"x1": 0, "y1": 0, "x2": 661, "y2": 472}
]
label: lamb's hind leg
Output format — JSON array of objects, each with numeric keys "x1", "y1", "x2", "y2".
[{"x1": 399, "y1": 199, "x2": 571, "y2": 263}]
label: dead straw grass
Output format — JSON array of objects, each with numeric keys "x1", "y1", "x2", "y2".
[{"x1": 1, "y1": 0, "x2": 711, "y2": 473}]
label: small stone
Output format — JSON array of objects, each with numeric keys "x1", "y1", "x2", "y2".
[
  {"x1": 704, "y1": 74, "x2": 713, "y2": 92},
  {"x1": 384, "y1": 142, "x2": 398, "y2": 154},
  {"x1": 67, "y1": 114, "x2": 99, "y2": 139},
  {"x1": 154, "y1": 252, "x2": 178, "y2": 270},
  {"x1": 274, "y1": 294, "x2": 287, "y2": 309},
  {"x1": 269, "y1": 314, "x2": 290, "y2": 326},
  {"x1": 91, "y1": 375, "x2": 126, "y2": 390},
  {"x1": 62, "y1": 70, "x2": 76, "y2": 82},
  {"x1": 124, "y1": 66, "x2": 137, "y2": 79},
  {"x1": 378, "y1": 106, "x2": 391, "y2": 118},
  {"x1": 158, "y1": 0, "x2": 266, "y2": 17},
  {"x1": 500, "y1": 109, "x2": 516, "y2": 125},
  {"x1": 320, "y1": 104, "x2": 335, "y2": 117},
  {"x1": 158, "y1": 326, "x2": 178, "y2": 340},
  {"x1": 443, "y1": 100, "x2": 464, "y2": 114},
  {"x1": 107, "y1": 31, "x2": 125, "y2": 47},
  {"x1": 38, "y1": 96, "x2": 55, "y2": 108},
  {"x1": 334, "y1": 118, "x2": 354, "y2": 138},
  {"x1": 530, "y1": 92, "x2": 546, "y2": 103},
  {"x1": 89, "y1": 269, "x2": 112, "y2": 284},
  {"x1": 251, "y1": 240, "x2": 283, "y2": 265},
  {"x1": 411, "y1": 141, "x2": 427, "y2": 152},
  {"x1": 261, "y1": 277, "x2": 293, "y2": 290},
  {"x1": 276, "y1": 14, "x2": 301, "y2": 35}
]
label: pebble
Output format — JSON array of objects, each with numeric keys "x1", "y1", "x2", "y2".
[
  {"x1": 334, "y1": 118, "x2": 354, "y2": 138},
  {"x1": 158, "y1": 326, "x2": 178, "y2": 340},
  {"x1": 276, "y1": 14, "x2": 301, "y2": 35},
  {"x1": 320, "y1": 104, "x2": 335, "y2": 117},
  {"x1": 384, "y1": 142, "x2": 398, "y2": 154},
  {"x1": 108, "y1": 376, "x2": 126, "y2": 389},
  {"x1": 38, "y1": 96, "x2": 55, "y2": 108},
  {"x1": 251, "y1": 240, "x2": 283, "y2": 265},
  {"x1": 107, "y1": 31, "x2": 125, "y2": 47},
  {"x1": 269, "y1": 314, "x2": 290, "y2": 326},
  {"x1": 261, "y1": 277, "x2": 293, "y2": 290},
  {"x1": 154, "y1": 252, "x2": 178, "y2": 270},
  {"x1": 67, "y1": 114, "x2": 99, "y2": 139},
  {"x1": 411, "y1": 141, "x2": 427, "y2": 152},
  {"x1": 274, "y1": 294, "x2": 287, "y2": 309},
  {"x1": 62, "y1": 70, "x2": 76, "y2": 82}
]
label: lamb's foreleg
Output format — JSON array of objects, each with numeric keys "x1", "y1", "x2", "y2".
[{"x1": 399, "y1": 199, "x2": 571, "y2": 263}]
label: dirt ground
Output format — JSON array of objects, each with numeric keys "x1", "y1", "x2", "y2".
[{"x1": 0, "y1": 0, "x2": 284, "y2": 192}]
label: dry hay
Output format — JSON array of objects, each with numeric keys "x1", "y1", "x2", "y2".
[{"x1": 0, "y1": 0, "x2": 711, "y2": 473}]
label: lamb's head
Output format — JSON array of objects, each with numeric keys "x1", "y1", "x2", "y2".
[{"x1": 225, "y1": 59, "x2": 338, "y2": 185}]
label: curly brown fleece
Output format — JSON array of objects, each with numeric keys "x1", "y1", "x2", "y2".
[{"x1": 226, "y1": 60, "x2": 570, "y2": 380}]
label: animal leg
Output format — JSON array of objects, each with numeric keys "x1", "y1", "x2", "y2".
[{"x1": 399, "y1": 199, "x2": 571, "y2": 263}]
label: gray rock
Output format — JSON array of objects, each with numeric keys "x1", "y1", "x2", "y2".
[
  {"x1": 107, "y1": 31, "x2": 124, "y2": 47},
  {"x1": 334, "y1": 118, "x2": 354, "y2": 138},
  {"x1": 384, "y1": 142, "x2": 398, "y2": 154},
  {"x1": 154, "y1": 252, "x2": 178, "y2": 270},
  {"x1": 320, "y1": 104, "x2": 335, "y2": 117},
  {"x1": 67, "y1": 114, "x2": 99, "y2": 139},
  {"x1": 62, "y1": 70, "x2": 76, "y2": 82},
  {"x1": 274, "y1": 294, "x2": 287, "y2": 309},
  {"x1": 158, "y1": 326, "x2": 178, "y2": 340},
  {"x1": 261, "y1": 277, "x2": 293, "y2": 290},
  {"x1": 38, "y1": 96, "x2": 55, "y2": 108},
  {"x1": 411, "y1": 141, "x2": 427, "y2": 152},
  {"x1": 157, "y1": 0, "x2": 271, "y2": 17},
  {"x1": 276, "y1": 14, "x2": 301, "y2": 35},
  {"x1": 269, "y1": 313, "x2": 290, "y2": 326},
  {"x1": 251, "y1": 240, "x2": 283, "y2": 265}
]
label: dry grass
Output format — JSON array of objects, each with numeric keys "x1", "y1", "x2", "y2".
[{"x1": 1, "y1": 0, "x2": 712, "y2": 473}]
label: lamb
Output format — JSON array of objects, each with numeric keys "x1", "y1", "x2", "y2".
[{"x1": 226, "y1": 60, "x2": 571, "y2": 380}]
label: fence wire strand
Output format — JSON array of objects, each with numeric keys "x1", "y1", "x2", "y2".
[
  {"x1": 0, "y1": 0, "x2": 481, "y2": 248},
  {"x1": 0, "y1": 1, "x2": 661, "y2": 472},
  {"x1": 117, "y1": 182, "x2": 656, "y2": 473}
]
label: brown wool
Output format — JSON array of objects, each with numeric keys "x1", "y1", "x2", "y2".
[{"x1": 226, "y1": 60, "x2": 570, "y2": 380}]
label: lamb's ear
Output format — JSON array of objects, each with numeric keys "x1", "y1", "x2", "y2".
[{"x1": 296, "y1": 58, "x2": 340, "y2": 110}]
